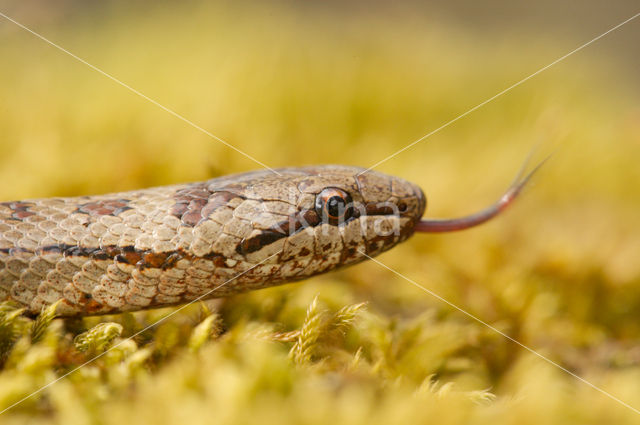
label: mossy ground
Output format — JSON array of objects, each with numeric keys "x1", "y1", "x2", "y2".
[{"x1": 1, "y1": 2, "x2": 640, "y2": 424}]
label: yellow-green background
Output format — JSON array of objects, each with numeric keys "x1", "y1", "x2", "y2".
[{"x1": 1, "y1": 1, "x2": 639, "y2": 423}]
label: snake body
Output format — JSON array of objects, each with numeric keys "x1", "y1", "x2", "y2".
[{"x1": 0, "y1": 166, "x2": 425, "y2": 316}]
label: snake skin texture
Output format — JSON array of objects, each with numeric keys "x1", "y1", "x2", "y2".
[{"x1": 0, "y1": 166, "x2": 425, "y2": 316}]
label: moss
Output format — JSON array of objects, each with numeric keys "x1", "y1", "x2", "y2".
[{"x1": 1, "y1": 1, "x2": 640, "y2": 423}]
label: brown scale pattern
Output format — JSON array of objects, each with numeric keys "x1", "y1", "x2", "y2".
[{"x1": 0, "y1": 166, "x2": 425, "y2": 316}]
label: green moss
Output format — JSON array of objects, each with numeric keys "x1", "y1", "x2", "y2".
[{"x1": 1, "y1": 1, "x2": 639, "y2": 423}]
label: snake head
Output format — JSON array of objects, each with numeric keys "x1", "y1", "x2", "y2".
[
  {"x1": 205, "y1": 166, "x2": 425, "y2": 280},
  {"x1": 303, "y1": 165, "x2": 427, "y2": 262},
  {"x1": 182, "y1": 157, "x2": 544, "y2": 286}
]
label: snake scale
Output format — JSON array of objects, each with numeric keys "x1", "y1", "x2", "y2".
[
  {"x1": 0, "y1": 166, "x2": 426, "y2": 316},
  {"x1": 0, "y1": 161, "x2": 538, "y2": 317}
]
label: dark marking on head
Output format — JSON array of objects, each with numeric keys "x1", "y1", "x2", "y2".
[
  {"x1": 365, "y1": 203, "x2": 395, "y2": 216},
  {"x1": 302, "y1": 209, "x2": 321, "y2": 227},
  {"x1": 365, "y1": 234, "x2": 396, "y2": 254},
  {"x1": 236, "y1": 208, "x2": 323, "y2": 255},
  {"x1": 236, "y1": 230, "x2": 287, "y2": 255},
  {"x1": 76, "y1": 199, "x2": 132, "y2": 217},
  {"x1": 271, "y1": 209, "x2": 319, "y2": 235},
  {"x1": 299, "y1": 247, "x2": 311, "y2": 257},
  {"x1": 340, "y1": 246, "x2": 358, "y2": 263}
]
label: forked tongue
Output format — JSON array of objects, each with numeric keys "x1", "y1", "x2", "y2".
[{"x1": 414, "y1": 155, "x2": 549, "y2": 233}]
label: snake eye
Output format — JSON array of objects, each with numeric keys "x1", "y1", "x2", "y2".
[{"x1": 315, "y1": 188, "x2": 353, "y2": 225}]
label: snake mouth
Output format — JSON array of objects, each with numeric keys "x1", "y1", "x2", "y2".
[{"x1": 236, "y1": 199, "x2": 412, "y2": 256}]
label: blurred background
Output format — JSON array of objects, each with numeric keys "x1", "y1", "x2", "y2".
[{"x1": 0, "y1": 1, "x2": 639, "y2": 424}]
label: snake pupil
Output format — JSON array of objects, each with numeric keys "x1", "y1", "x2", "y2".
[{"x1": 327, "y1": 196, "x2": 344, "y2": 218}]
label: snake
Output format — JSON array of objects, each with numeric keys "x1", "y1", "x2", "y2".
[{"x1": 0, "y1": 164, "x2": 539, "y2": 317}]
